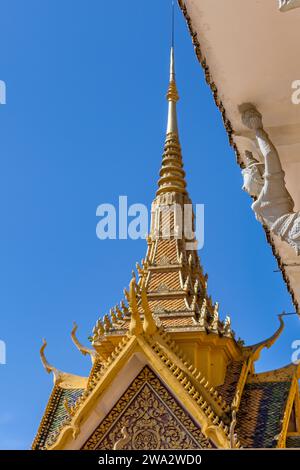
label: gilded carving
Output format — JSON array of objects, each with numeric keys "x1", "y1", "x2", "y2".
[{"x1": 82, "y1": 367, "x2": 212, "y2": 450}]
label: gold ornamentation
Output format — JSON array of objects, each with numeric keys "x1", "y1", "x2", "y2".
[
  {"x1": 71, "y1": 322, "x2": 97, "y2": 364},
  {"x1": 40, "y1": 339, "x2": 62, "y2": 384},
  {"x1": 128, "y1": 277, "x2": 143, "y2": 336},
  {"x1": 113, "y1": 427, "x2": 130, "y2": 450},
  {"x1": 82, "y1": 367, "x2": 212, "y2": 450},
  {"x1": 63, "y1": 398, "x2": 74, "y2": 418},
  {"x1": 229, "y1": 391, "x2": 240, "y2": 449},
  {"x1": 245, "y1": 313, "x2": 285, "y2": 362},
  {"x1": 103, "y1": 315, "x2": 112, "y2": 332},
  {"x1": 167, "y1": 80, "x2": 179, "y2": 102},
  {"x1": 141, "y1": 282, "x2": 157, "y2": 335}
]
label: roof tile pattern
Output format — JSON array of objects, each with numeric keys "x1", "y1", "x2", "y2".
[
  {"x1": 154, "y1": 239, "x2": 178, "y2": 265},
  {"x1": 148, "y1": 272, "x2": 181, "y2": 292},
  {"x1": 33, "y1": 386, "x2": 83, "y2": 450},
  {"x1": 161, "y1": 316, "x2": 195, "y2": 328},
  {"x1": 237, "y1": 381, "x2": 291, "y2": 448},
  {"x1": 149, "y1": 298, "x2": 188, "y2": 313},
  {"x1": 216, "y1": 361, "x2": 244, "y2": 406},
  {"x1": 286, "y1": 436, "x2": 300, "y2": 448}
]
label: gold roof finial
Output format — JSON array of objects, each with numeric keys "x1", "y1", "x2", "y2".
[
  {"x1": 141, "y1": 280, "x2": 157, "y2": 335},
  {"x1": 71, "y1": 322, "x2": 97, "y2": 364},
  {"x1": 128, "y1": 276, "x2": 143, "y2": 336},
  {"x1": 40, "y1": 338, "x2": 62, "y2": 384}
]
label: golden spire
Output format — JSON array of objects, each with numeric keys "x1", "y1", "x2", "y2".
[
  {"x1": 166, "y1": 47, "x2": 179, "y2": 134},
  {"x1": 157, "y1": 3, "x2": 187, "y2": 196}
]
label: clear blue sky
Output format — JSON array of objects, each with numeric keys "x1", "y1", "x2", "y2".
[{"x1": 0, "y1": 0, "x2": 298, "y2": 450}]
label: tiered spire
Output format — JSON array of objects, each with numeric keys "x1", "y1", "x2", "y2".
[{"x1": 91, "y1": 11, "x2": 232, "y2": 340}]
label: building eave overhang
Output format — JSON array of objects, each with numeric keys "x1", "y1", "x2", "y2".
[{"x1": 178, "y1": 0, "x2": 300, "y2": 313}]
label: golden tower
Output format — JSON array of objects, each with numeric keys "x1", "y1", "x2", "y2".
[{"x1": 32, "y1": 36, "x2": 300, "y2": 450}]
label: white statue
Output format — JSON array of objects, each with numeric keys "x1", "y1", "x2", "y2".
[
  {"x1": 278, "y1": 0, "x2": 300, "y2": 11},
  {"x1": 242, "y1": 150, "x2": 264, "y2": 198},
  {"x1": 241, "y1": 105, "x2": 300, "y2": 255}
]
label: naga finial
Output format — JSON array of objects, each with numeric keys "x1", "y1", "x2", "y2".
[
  {"x1": 229, "y1": 390, "x2": 240, "y2": 449},
  {"x1": 115, "y1": 305, "x2": 123, "y2": 321},
  {"x1": 120, "y1": 300, "x2": 129, "y2": 317},
  {"x1": 211, "y1": 302, "x2": 219, "y2": 332},
  {"x1": 141, "y1": 281, "x2": 157, "y2": 335},
  {"x1": 223, "y1": 316, "x2": 232, "y2": 337},
  {"x1": 71, "y1": 322, "x2": 97, "y2": 364},
  {"x1": 63, "y1": 398, "x2": 73, "y2": 418},
  {"x1": 123, "y1": 288, "x2": 130, "y2": 303},
  {"x1": 40, "y1": 338, "x2": 62, "y2": 384},
  {"x1": 128, "y1": 276, "x2": 143, "y2": 336},
  {"x1": 136, "y1": 262, "x2": 143, "y2": 278},
  {"x1": 103, "y1": 314, "x2": 112, "y2": 332},
  {"x1": 110, "y1": 309, "x2": 117, "y2": 324}
]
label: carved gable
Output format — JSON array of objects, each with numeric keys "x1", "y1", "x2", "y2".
[{"x1": 82, "y1": 366, "x2": 212, "y2": 450}]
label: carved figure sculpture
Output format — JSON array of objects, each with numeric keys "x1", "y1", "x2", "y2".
[
  {"x1": 242, "y1": 150, "x2": 265, "y2": 198},
  {"x1": 241, "y1": 105, "x2": 300, "y2": 254}
]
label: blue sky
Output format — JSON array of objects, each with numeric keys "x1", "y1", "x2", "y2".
[{"x1": 0, "y1": 0, "x2": 298, "y2": 450}]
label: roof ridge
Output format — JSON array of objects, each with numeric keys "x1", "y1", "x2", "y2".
[{"x1": 151, "y1": 328, "x2": 230, "y2": 414}]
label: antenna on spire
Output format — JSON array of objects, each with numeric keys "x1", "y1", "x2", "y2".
[
  {"x1": 165, "y1": 0, "x2": 179, "y2": 134},
  {"x1": 169, "y1": 0, "x2": 176, "y2": 84},
  {"x1": 171, "y1": 0, "x2": 175, "y2": 49}
]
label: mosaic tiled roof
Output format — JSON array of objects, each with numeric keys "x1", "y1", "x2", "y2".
[
  {"x1": 32, "y1": 386, "x2": 83, "y2": 450},
  {"x1": 216, "y1": 361, "x2": 244, "y2": 407},
  {"x1": 286, "y1": 436, "x2": 300, "y2": 448},
  {"x1": 237, "y1": 380, "x2": 292, "y2": 448}
]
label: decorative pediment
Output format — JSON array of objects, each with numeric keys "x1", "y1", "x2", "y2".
[{"x1": 82, "y1": 366, "x2": 212, "y2": 450}]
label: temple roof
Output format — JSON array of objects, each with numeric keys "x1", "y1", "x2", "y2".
[
  {"x1": 33, "y1": 276, "x2": 300, "y2": 449},
  {"x1": 34, "y1": 295, "x2": 235, "y2": 449},
  {"x1": 32, "y1": 385, "x2": 84, "y2": 450},
  {"x1": 33, "y1": 25, "x2": 300, "y2": 449},
  {"x1": 33, "y1": 312, "x2": 300, "y2": 449}
]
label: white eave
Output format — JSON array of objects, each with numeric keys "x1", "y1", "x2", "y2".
[{"x1": 179, "y1": 0, "x2": 300, "y2": 312}]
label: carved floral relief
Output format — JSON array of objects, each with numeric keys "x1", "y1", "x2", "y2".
[{"x1": 82, "y1": 366, "x2": 212, "y2": 450}]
